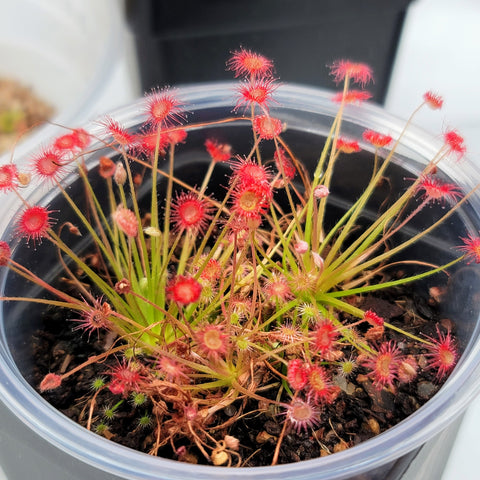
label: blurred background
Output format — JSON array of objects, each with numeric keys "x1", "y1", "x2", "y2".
[{"x1": 0, "y1": 0, "x2": 478, "y2": 478}]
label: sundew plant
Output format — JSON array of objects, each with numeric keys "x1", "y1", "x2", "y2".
[{"x1": 0, "y1": 49, "x2": 477, "y2": 466}]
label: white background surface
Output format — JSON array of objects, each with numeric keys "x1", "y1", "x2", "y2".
[{"x1": 385, "y1": 0, "x2": 480, "y2": 155}]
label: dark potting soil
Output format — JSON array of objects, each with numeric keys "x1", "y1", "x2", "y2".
[{"x1": 27, "y1": 282, "x2": 453, "y2": 467}]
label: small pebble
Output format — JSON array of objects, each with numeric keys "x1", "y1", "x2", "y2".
[
  {"x1": 417, "y1": 381, "x2": 437, "y2": 399},
  {"x1": 440, "y1": 318, "x2": 455, "y2": 331},
  {"x1": 367, "y1": 418, "x2": 380, "y2": 435},
  {"x1": 256, "y1": 431, "x2": 275, "y2": 444}
]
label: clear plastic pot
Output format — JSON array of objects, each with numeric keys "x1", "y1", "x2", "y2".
[{"x1": 1, "y1": 83, "x2": 480, "y2": 480}]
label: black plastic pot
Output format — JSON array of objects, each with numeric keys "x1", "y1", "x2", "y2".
[{"x1": 126, "y1": 0, "x2": 413, "y2": 103}]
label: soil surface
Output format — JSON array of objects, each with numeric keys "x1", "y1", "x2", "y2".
[{"x1": 28, "y1": 283, "x2": 453, "y2": 467}]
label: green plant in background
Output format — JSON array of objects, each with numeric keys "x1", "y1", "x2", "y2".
[{"x1": 0, "y1": 108, "x2": 25, "y2": 134}]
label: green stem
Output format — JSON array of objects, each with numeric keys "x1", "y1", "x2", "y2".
[{"x1": 328, "y1": 256, "x2": 462, "y2": 298}]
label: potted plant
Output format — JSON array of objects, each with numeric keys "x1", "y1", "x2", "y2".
[{"x1": 1, "y1": 49, "x2": 480, "y2": 480}]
